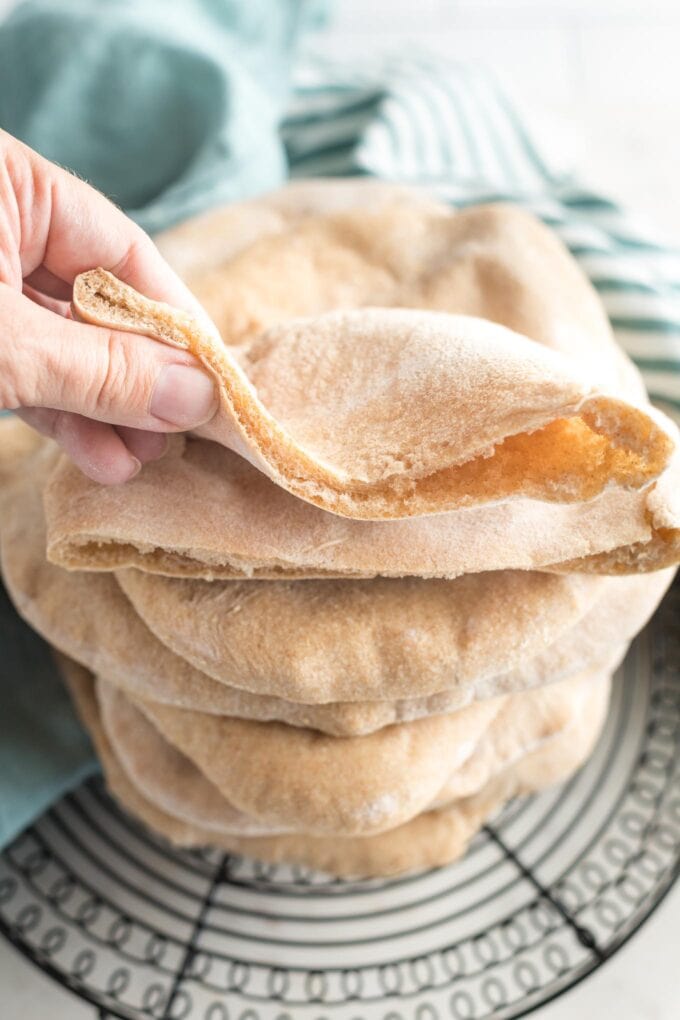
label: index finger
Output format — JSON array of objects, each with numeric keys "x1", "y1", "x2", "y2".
[{"x1": 4, "y1": 130, "x2": 207, "y2": 317}]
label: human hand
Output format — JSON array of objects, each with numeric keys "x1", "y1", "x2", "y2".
[{"x1": 0, "y1": 129, "x2": 218, "y2": 484}]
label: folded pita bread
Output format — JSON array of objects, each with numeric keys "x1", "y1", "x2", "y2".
[
  {"x1": 163, "y1": 198, "x2": 639, "y2": 391},
  {"x1": 73, "y1": 269, "x2": 673, "y2": 521},
  {"x1": 61, "y1": 656, "x2": 609, "y2": 877},
  {"x1": 97, "y1": 670, "x2": 608, "y2": 836},
  {"x1": 1, "y1": 441, "x2": 669, "y2": 731},
  {"x1": 48, "y1": 192, "x2": 679, "y2": 575},
  {"x1": 43, "y1": 435, "x2": 680, "y2": 579}
]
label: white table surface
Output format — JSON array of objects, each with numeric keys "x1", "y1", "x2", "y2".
[{"x1": 0, "y1": 1, "x2": 677, "y2": 1016}]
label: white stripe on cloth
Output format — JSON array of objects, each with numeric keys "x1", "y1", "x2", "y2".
[{"x1": 283, "y1": 55, "x2": 680, "y2": 416}]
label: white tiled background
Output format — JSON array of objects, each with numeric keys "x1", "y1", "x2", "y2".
[{"x1": 0, "y1": 1, "x2": 678, "y2": 1017}]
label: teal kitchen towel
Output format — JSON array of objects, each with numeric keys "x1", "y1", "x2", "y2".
[
  {"x1": 1, "y1": 12, "x2": 680, "y2": 849},
  {"x1": 0, "y1": 580, "x2": 96, "y2": 846},
  {"x1": 0, "y1": 0, "x2": 314, "y2": 234}
]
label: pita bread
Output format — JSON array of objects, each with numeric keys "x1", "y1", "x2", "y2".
[
  {"x1": 97, "y1": 670, "x2": 608, "y2": 836},
  {"x1": 1, "y1": 446, "x2": 669, "y2": 733},
  {"x1": 0, "y1": 415, "x2": 43, "y2": 483},
  {"x1": 0, "y1": 447, "x2": 255, "y2": 715},
  {"x1": 560, "y1": 457, "x2": 680, "y2": 573},
  {"x1": 3, "y1": 443, "x2": 606, "y2": 711},
  {"x1": 113, "y1": 563, "x2": 670, "y2": 705},
  {"x1": 114, "y1": 567, "x2": 602, "y2": 703},
  {"x1": 440, "y1": 673, "x2": 610, "y2": 802},
  {"x1": 153, "y1": 179, "x2": 637, "y2": 434},
  {"x1": 73, "y1": 269, "x2": 673, "y2": 521},
  {"x1": 177, "y1": 199, "x2": 638, "y2": 385},
  {"x1": 61, "y1": 657, "x2": 609, "y2": 877},
  {"x1": 44, "y1": 435, "x2": 680, "y2": 579},
  {"x1": 154, "y1": 178, "x2": 443, "y2": 281},
  {"x1": 131, "y1": 663, "x2": 609, "y2": 837},
  {"x1": 50, "y1": 191, "x2": 679, "y2": 575},
  {"x1": 3, "y1": 460, "x2": 610, "y2": 843},
  {"x1": 97, "y1": 679, "x2": 288, "y2": 837},
  {"x1": 0, "y1": 478, "x2": 637, "y2": 734}
]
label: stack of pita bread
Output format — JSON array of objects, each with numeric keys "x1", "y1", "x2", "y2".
[{"x1": 2, "y1": 180, "x2": 679, "y2": 878}]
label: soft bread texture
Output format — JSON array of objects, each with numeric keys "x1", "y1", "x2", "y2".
[
  {"x1": 0, "y1": 415, "x2": 43, "y2": 482},
  {"x1": 3, "y1": 180, "x2": 675, "y2": 881},
  {"x1": 43, "y1": 435, "x2": 680, "y2": 580},
  {"x1": 73, "y1": 269, "x2": 673, "y2": 521},
  {"x1": 115, "y1": 567, "x2": 603, "y2": 703},
  {"x1": 0, "y1": 438, "x2": 611, "y2": 842},
  {"x1": 558, "y1": 455, "x2": 680, "y2": 574},
  {"x1": 154, "y1": 178, "x2": 442, "y2": 281},
  {"x1": 0, "y1": 438, "x2": 669, "y2": 733},
  {"x1": 165, "y1": 198, "x2": 641, "y2": 392},
  {"x1": 72, "y1": 196, "x2": 677, "y2": 526},
  {"x1": 98, "y1": 670, "x2": 607, "y2": 836},
  {"x1": 49, "y1": 191, "x2": 680, "y2": 576},
  {"x1": 127, "y1": 666, "x2": 609, "y2": 836},
  {"x1": 114, "y1": 564, "x2": 670, "y2": 705},
  {"x1": 130, "y1": 680, "x2": 539, "y2": 837},
  {"x1": 60, "y1": 656, "x2": 610, "y2": 877},
  {"x1": 97, "y1": 678, "x2": 289, "y2": 837},
  {"x1": 116, "y1": 684, "x2": 501, "y2": 837}
]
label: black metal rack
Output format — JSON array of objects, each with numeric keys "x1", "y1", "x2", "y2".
[{"x1": 1, "y1": 583, "x2": 679, "y2": 1020}]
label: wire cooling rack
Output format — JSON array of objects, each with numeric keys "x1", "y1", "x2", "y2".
[{"x1": 0, "y1": 583, "x2": 678, "y2": 1020}]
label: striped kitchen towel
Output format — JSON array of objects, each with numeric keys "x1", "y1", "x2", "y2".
[{"x1": 283, "y1": 54, "x2": 680, "y2": 418}]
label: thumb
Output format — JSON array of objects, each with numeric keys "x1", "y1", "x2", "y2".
[{"x1": 1, "y1": 284, "x2": 218, "y2": 430}]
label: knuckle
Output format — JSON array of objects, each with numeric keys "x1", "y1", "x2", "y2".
[
  {"x1": 88, "y1": 330, "x2": 139, "y2": 416},
  {"x1": 110, "y1": 230, "x2": 152, "y2": 281}
]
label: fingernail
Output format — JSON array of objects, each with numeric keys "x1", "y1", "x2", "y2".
[
  {"x1": 127, "y1": 456, "x2": 142, "y2": 480},
  {"x1": 150, "y1": 365, "x2": 218, "y2": 428}
]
